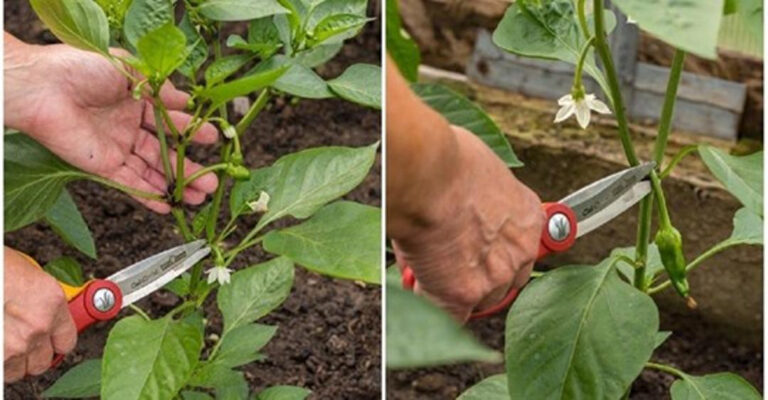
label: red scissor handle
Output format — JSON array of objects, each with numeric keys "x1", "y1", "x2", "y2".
[
  {"x1": 401, "y1": 202, "x2": 578, "y2": 319},
  {"x1": 52, "y1": 280, "x2": 123, "y2": 366}
]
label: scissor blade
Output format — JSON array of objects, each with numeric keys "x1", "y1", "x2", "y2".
[
  {"x1": 576, "y1": 181, "x2": 651, "y2": 238},
  {"x1": 107, "y1": 240, "x2": 210, "y2": 307},
  {"x1": 561, "y1": 162, "x2": 655, "y2": 224}
]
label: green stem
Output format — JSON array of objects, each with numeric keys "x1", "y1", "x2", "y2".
[
  {"x1": 592, "y1": 0, "x2": 639, "y2": 166},
  {"x1": 129, "y1": 304, "x2": 151, "y2": 320},
  {"x1": 223, "y1": 235, "x2": 264, "y2": 263},
  {"x1": 648, "y1": 241, "x2": 738, "y2": 294},
  {"x1": 645, "y1": 362, "x2": 686, "y2": 379},
  {"x1": 172, "y1": 208, "x2": 194, "y2": 241},
  {"x1": 660, "y1": 145, "x2": 698, "y2": 179},
  {"x1": 634, "y1": 197, "x2": 652, "y2": 290},
  {"x1": 182, "y1": 163, "x2": 229, "y2": 187},
  {"x1": 577, "y1": 0, "x2": 590, "y2": 39},
  {"x1": 573, "y1": 36, "x2": 596, "y2": 90},
  {"x1": 87, "y1": 176, "x2": 165, "y2": 201},
  {"x1": 152, "y1": 100, "x2": 175, "y2": 189},
  {"x1": 236, "y1": 89, "x2": 271, "y2": 135},
  {"x1": 653, "y1": 50, "x2": 687, "y2": 165}
]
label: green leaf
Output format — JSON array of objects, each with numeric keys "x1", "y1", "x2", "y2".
[
  {"x1": 181, "y1": 391, "x2": 213, "y2": 400},
  {"x1": 411, "y1": 83, "x2": 522, "y2": 167},
  {"x1": 725, "y1": 207, "x2": 763, "y2": 245},
  {"x1": 230, "y1": 143, "x2": 378, "y2": 226},
  {"x1": 217, "y1": 257, "x2": 294, "y2": 332},
  {"x1": 205, "y1": 54, "x2": 255, "y2": 86},
  {"x1": 492, "y1": 1, "x2": 614, "y2": 99},
  {"x1": 655, "y1": 331, "x2": 672, "y2": 349},
  {"x1": 255, "y1": 386, "x2": 312, "y2": 400},
  {"x1": 43, "y1": 359, "x2": 101, "y2": 398},
  {"x1": 670, "y1": 372, "x2": 761, "y2": 399},
  {"x1": 457, "y1": 375, "x2": 509, "y2": 400},
  {"x1": 226, "y1": 17, "x2": 283, "y2": 58},
  {"x1": 213, "y1": 323, "x2": 276, "y2": 368},
  {"x1": 386, "y1": 283, "x2": 500, "y2": 368},
  {"x1": 294, "y1": 42, "x2": 343, "y2": 68},
  {"x1": 30, "y1": 0, "x2": 110, "y2": 55},
  {"x1": 198, "y1": 0, "x2": 288, "y2": 21},
  {"x1": 327, "y1": 64, "x2": 382, "y2": 109},
  {"x1": 505, "y1": 261, "x2": 659, "y2": 399},
  {"x1": 199, "y1": 64, "x2": 289, "y2": 109},
  {"x1": 385, "y1": 0, "x2": 420, "y2": 82},
  {"x1": 178, "y1": 13, "x2": 209, "y2": 79},
  {"x1": 165, "y1": 273, "x2": 191, "y2": 297},
  {"x1": 264, "y1": 201, "x2": 381, "y2": 283},
  {"x1": 191, "y1": 366, "x2": 248, "y2": 400},
  {"x1": 101, "y1": 316, "x2": 203, "y2": 400},
  {"x1": 611, "y1": 243, "x2": 664, "y2": 286},
  {"x1": 310, "y1": 13, "x2": 370, "y2": 46},
  {"x1": 307, "y1": 0, "x2": 367, "y2": 32},
  {"x1": 44, "y1": 257, "x2": 85, "y2": 287},
  {"x1": 251, "y1": 55, "x2": 333, "y2": 99},
  {"x1": 612, "y1": 0, "x2": 724, "y2": 59},
  {"x1": 94, "y1": 0, "x2": 132, "y2": 31},
  {"x1": 698, "y1": 146, "x2": 763, "y2": 217},
  {"x1": 123, "y1": 0, "x2": 173, "y2": 49},
  {"x1": 137, "y1": 23, "x2": 189, "y2": 81},
  {"x1": 4, "y1": 134, "x2": 88, "y2": 232},
  {"x1": 45, "y1": 190, "x2": 96, "y2": 259}
]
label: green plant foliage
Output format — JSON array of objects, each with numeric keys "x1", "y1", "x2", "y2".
[
  {"x1": 217, "y1": 257, "x2": 294, "y2": 332},
  {"x1": 137, "y1": 23, "x2": 190, "y2": 81},
  {"x1": 101, "y1": 316, "x2": 203, "y2": 400},
  {"x1": 212, "y1": 323, "x2": 276, "y2": 368},
  {"x1": 698, "y1": 146, "x2": 763, "y2": 217},
  {"x1": 198, "y1": 0, "x2": 287, "y2": 21},
  {"x1": 255, "y1": 386, "x2": 312, "y2": 400},
  {"x1": 327, "y1": 63, "x2": 382, "y2": 109},
  {"x1": 205, "y1": 54, "x2": 255, "y2": 86},
  {"x1": 310, "y1": 14, "x2": 371, "y2": 46},
  {"x1": 4, "y1": 134, "x2": 88, "y2": 232},
  {"x1": 492, "y1": 0, "x2": 615, "y2": 98},
  {"x1": 178, "y1": 13, "x2": 209, "y2": 79},
  {"x1": 45, "y1": 190, "x2": 97, "y2": 259},
  {"x1": 670, "y1": 372, "x2": 761, "y2": 399},
  {"x1": 458, "y1": 375, "x2": 509, "y2": 400},
  {"x1": 251, "y1": 55, "x2": 334, "y2": 99},
  {"x1": 612, "y1": 243, "x2": 664, "y2": 286},
  {"x1": 385, "y1": 0, "x2": 420, "y2": 82},
  {"x1": 198, "y1": 64, "x2": 289, "y2": 108},
  {"x1": 44, "y1": 256, "x2": 86, "y2": 287},
  {"x1": 42, "y1": 359, "x2": 101, "y2": 398},
  {"x1": 505, "y1": 261, "x2": 659, "y2": 399},
  {"x1": 655, "y1": 331, "x2": 672, "y2": 349},
  {"x1": 30, "y1": 0, "x2": 110, "y2": 55},
  {"x1": 612, "y1": 0, "x2": 724, "y2": 59},
  {"x1": 294, "y1": 42, "x2": 343, "y2": 67},
  {"x1": 230, "y1": 143, "x2": 378, "y2": 225},
  {"x1": 411, "y1": 83, "x2": 522, "y2": 167},
  {"x1": 264, "y1": 201, "x2": 381, "y2": 283},
  {"x1": 123, "y1": 0, "x2": 173, "y2": 49},
  {"x1": 386, "y1": 284, "x2": 500, "y2": 368}
]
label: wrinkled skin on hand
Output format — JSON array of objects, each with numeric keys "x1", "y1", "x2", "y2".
[
  {"x1": 4, "y1": 34, "x2": 220, "y2": 213},
  {"x1": 393, "y1": 126, "x2": 544, "y2": 322},
  {"x1": 4, "y1": 248, "x2": 77, "y2": 382}
]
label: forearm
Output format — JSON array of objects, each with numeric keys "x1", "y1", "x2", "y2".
[
  {"x1": 386, "y1": 57, "x2": 462, "y2": 238},
  {"x1": 4, "y1": 32, "x2": 45, "y2": 132}
]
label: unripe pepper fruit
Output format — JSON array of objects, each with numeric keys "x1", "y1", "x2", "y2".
[{"x1": 654, "y1": 225, "x2": 691, "y2": 300}]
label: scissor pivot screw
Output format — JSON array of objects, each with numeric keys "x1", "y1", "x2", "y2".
[
  {"x1": 548, "y1": 213, "x2": 571, "y2": 242},
  {"x1": 93, "y1": 288, "x2": 117, "y2": 312}
]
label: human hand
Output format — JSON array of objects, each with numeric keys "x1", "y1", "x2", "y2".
[
  {"x1": 4, "y1": 33, "x2": 219, "y2": 213},
  {"x1": 4, "y1": 247, "x2": 77, "y2": 382},
  {"x1": 392, "y1": 126, "x2": 544, "y2": 321}
]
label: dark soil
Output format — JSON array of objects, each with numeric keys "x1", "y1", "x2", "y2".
[
  {"x1": 4, "y1": 2, "x2": 382, "y2": 399},
  {"x1": 387, "y1": 305, "x2": 763, "y2": 400}
]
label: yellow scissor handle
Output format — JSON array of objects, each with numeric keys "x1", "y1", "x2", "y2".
[{"x1": 16, "y1": 250, "x2": 88, "y2": 301}]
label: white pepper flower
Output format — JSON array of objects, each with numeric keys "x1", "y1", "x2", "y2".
[
  {"x1": 206, "y1": 266, "x2": 232, "y2": 285},
  {"x1": 554, "y1": 93, "x2": 611, "y2": 129},
  {"x1": 223, "y1": 125, "x2": 237, "y2": 139},
  {"x1": 248, "y1": 191, "x2": 270, "y2": 213}
]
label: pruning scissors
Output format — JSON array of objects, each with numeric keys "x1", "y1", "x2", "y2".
[
  {"x1": 23, "y1": 240, "x2": 211, "y2": 366},
  {"x1": 400, "y1": 162, "x2": 656, "y2": 319}
]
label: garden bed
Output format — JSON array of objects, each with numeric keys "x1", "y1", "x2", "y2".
[
  {"x1": 386, "y1": 71, "x2": 762, "y2": 399},
  {"x1": 4, "y1": 2, "x2": 382, "y2": 399}
]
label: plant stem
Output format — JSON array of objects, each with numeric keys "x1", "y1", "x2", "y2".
[
  {"x1": 183, "y1": 163, "x2": 229, "y2": 187},
  {"x1": 577, "y1": 0, "x2": 590, "y2": 39},
  {"x1": 592, "y1": 0, "x2": 639, "y2": 166},
  {"x1": 236, "y1": 89, "x2": 271, "y2": 135},
  {"x1": 573, "y1": 37, "x2": 596, "y2": 90},
  {"x1": 223, "y1": 235, "x2": 264, "y2": 263},
  {"x1": 172, "y1": 208, "x2": 194, "y2": 241},
  {"x1": 653, "y1": 50, "x2": 686, "y2": 165},
  {"x1": 87, "y1": 176, "x2": 165, "y2": 201},
  {"x1": 645, "y1": 362, "x2": 686, "y2": 379},
  {"x1": 129, "y1": 304, "x2": 151, "y2": 320},
  {"x1": 660, "y1": 145, "x2": 698, "y2": 179},
  {"x1": 633, "y1": 196, "x2": 652, "y2": 290},
  {"x1": 152, "y1": 100, "x2": 175, "y2": 189}
]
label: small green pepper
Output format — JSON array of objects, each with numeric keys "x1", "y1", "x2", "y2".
[
  {"x1": 225, "y1": 164, "x2": 250, "y2": 180},
  {"x1": 654, "y1": 225, "x2": 691, "y2": 300}
]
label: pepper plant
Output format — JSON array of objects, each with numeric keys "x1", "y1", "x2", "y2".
[
  {"x1": 6, "y1": 0, "x2": 381, "y2": 398},
  {"x1": 387, "y1": 0, "x2": 764, "y2": 398}
]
